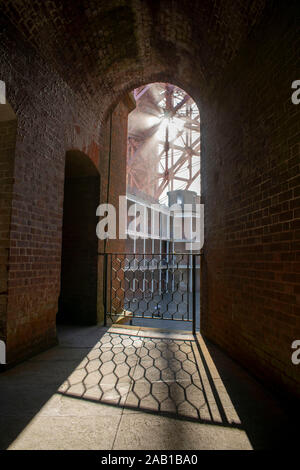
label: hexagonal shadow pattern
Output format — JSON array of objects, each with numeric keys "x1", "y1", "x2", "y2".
[
  {"x1": 58, "y1": 332, "x2": 215, "y2": 421},
  {"x1": 58, "y1": 332, "x2": 143, "y2": 406},
  {"x1": 125, "y1": 337, "x2": 210, "y2": 420}
]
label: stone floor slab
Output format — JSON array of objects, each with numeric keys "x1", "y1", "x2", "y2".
[
  {"x1": 113, "y1": 414, "x2": 252, "y2": 450},
  {"x1": 8, "y1": 415, "x2": 121, "y2": 450}
]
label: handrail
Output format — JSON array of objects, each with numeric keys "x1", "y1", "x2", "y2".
[{"x1": 98, "y1": 252, "x2": 203, "y2": 255}]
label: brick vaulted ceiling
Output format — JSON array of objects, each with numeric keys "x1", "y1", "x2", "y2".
[{"x1": 0, "y1": 0, "x2": 267, "y2": 115}]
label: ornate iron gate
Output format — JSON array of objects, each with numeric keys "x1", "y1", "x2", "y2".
[{"x1": 101, "y1": 253, "x2": 201, "y2": 334}]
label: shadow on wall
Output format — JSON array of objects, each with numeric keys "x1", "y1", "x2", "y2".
[{"x1": 57, "y1": 150, "x2": 100, "y2": 326}]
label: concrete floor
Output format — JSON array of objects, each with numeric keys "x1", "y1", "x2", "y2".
[{"x1": 0, "y1": 324, "x2": 297, "y2": 450}]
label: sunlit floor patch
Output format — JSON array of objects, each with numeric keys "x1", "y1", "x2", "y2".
[
  {"x1": 56, "y1": 330, "x2": 241, "y2": 425},
  {"x1": 3, "y1": 325, "x2": 293, "y2": 450}
]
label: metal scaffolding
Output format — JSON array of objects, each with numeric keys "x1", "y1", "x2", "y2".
[{"x1": 127, "y1": 83, "x2": 201, "y2": 204}]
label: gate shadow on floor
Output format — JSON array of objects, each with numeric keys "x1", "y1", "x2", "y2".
[
  {"x1": 0, "y1": 325, "x2": 296, "y2": 450},
  {"x1": 56, "y1": 329, "x2": 244, "y2": 428}
]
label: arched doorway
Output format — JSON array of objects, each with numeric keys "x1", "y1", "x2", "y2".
[
  {"x1": 57, "y1": 150, "x2": 100, "y2": 325},
  {"x1": 105, "y1": 82, "x2": 202, "y2": 332}
]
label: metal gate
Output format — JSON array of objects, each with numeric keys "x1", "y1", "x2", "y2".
[{"x1": 101, "y1": 253, "x2": 201, "y2": 334}]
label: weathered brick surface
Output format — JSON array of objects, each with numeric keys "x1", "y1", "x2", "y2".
[
  {"x1": 0, "y1": 0, "x2": 267, "y2": 123},
  {"x1": 0, "y1": 15, "x2": 133, "y2": 362},
  {"x1": 0, "y1": 20, "x2": 101, "y2": 364},
  {"x1": 201, "y1": 3, "x2": 300, "y2": 400},
  {"x1": 105, "y1": 96, "x2": 135, "y2": 254},
  {"x1": 0, "y1": 104, "x2": 17, "y2": 348}
]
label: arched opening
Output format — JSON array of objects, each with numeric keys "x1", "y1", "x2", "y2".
[
  {"x1": 0, "y1": 101, "x2": 17, "y2": 362},
  {"x1": 57, "y1": 150, "x2": 100, "y2": 325},
  {"x1": 105, "y1": 82, "x2": 201, "y2": 332}
]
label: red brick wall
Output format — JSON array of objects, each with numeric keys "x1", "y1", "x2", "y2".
[
  {"x1": 0, "y1": 81, "x2": 131, "y2": 359},
  {"x1": 0, "y1": 25, "x2": 101, "y2": 364},
  {"x1": 201, "y1": 4, "x2": 300, "y2": 400},
  {"x1": 97, "y1": 96, "x2": 135, "y2": 322},
  {"x1": 104, "y1": 96, "x2": 135, "y2": 254},
  {"x1": 0, "y1": 103, "x2": 17, "y2": 349}
]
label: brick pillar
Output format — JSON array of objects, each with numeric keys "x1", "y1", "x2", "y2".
[
  {"x1": 97, "y1": 93, "x2": 136, "y2": 323},
  {"x1": 0, "y1": 103, "x2": 17, "y2": 365}
]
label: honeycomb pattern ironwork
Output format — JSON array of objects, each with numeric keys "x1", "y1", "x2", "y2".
[
  {"x1": 58, "y1": 331, "x2": 223, "y2": 422},
  {"x1": 107, "y1": 253, "x2": 196, "y2": 324}
]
